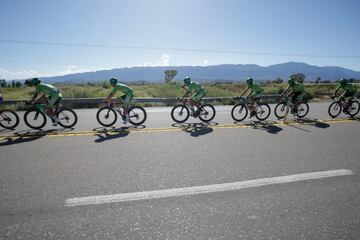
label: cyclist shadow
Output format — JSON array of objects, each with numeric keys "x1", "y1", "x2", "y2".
[
  {"x1": 93, "y1": 125, "x2": 146, "y2": 142},
  {"x1": 293, "y1": 118, "x2": 330, "y2": 129},
  {"x1": 0, "y1": 128, "x2": 73, "y2": 146},
  {"x1": 172, "y1": 122, "x2": 216, "y2": 137},
  {"x1": 243, "y1": 120, "x2": 283, "y2": 134}
]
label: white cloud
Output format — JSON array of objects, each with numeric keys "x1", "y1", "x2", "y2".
[
  {"x1": 160, "y1": 54, "x2": 170, "y2": 66},
  {"x1": 203, "y1": 59, "x2": 210, "y2": 65},
  {"x1": 0, "y1": 68, "x2": 41, "y2": 80},
  {"x1": 58, "y1": 65, "x2": 90, "y2": 75}
]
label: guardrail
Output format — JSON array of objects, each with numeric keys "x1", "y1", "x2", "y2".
[{"x1": 1, "y1": 95, "x2": 281, "y2": 105}]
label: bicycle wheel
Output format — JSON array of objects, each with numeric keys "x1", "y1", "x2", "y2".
[
  {"x1": 57, "y1": 108, "x2": 78, "y2": 128},
  {"x1": 231, "y1": 103, "x2": 248, "y2": 122},
  {"x1": 348, "y1": 100, "x2": 360, "y2": 117},
  {"x1": 24, "y1": 109, "x2": 47, "y2": 129},
  {"x1": 274, "y1": 102, "x2": 287, "y2": 119},
  {"x1": 128, "y1": 106, "x2": 147, "y2": 125},
  {"x1": 171, "y1": 105, "x2": 189, "y2": 123},
  {"x1": 198, "y1": 104, "x2": 216, "y2": 122},
  {"x1": 296, "y1": 102, "x2": 309, "y2": 118},
  {"x1": 328, "y1": 101, "x2": 342, "y2": 118},
  {"x1": 96, "y1": 107, "x2": 117, "y2": 127},
  {"x1": 255, "y1": 103, "x2": 271, "y2": 121},
  {"x1": 0, "y1": 109, "x2": 20, "y2": 129}
]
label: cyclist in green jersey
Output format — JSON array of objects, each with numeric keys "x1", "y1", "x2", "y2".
[
  {"x1": 280, "y1": 76, "x2": 306, "y2": 113},
  {"x1": 105, "y1": 77, "x2": 134, "y2": 123},
  {"x1": 182, "y1": 77, "x2": 205, "y2": 114},
  {"x1": 332, "y1": 79, "x2": 358, "y2": 112},
  {"x1": 25, "y1": 78, "x2": 62, "y2": 126},
  {"x1": 238, "y1": 78, "x2": 264, "y2": 117}
]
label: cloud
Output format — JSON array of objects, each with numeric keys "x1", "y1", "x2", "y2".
[
  {"x1": 0, "y1": 68, "x2": 40, "y2": 80},
  {"x1": 160, "y1": 54, "x2": 170, "y2": 66},
  {"x1": 203, "y1": 59, "x2": 210, "y2": 65},
  {"x1": 58, "y1": 65, "x2": 90, "y2": 75}
]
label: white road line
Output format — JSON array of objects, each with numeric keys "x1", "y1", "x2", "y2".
[{"x1": 65, "y1": 169, "x2": 353, "y2": 207}]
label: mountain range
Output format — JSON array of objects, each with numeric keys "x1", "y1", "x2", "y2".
[{"x1": 40, "y1": 62, "x2": 360, "y2": 83}]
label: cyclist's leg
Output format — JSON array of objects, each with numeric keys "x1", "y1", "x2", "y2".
[
  {"x1": 121, "y1": 93, "x2": 133, "y2": 116},
  {"x1": 48, "y1": 95, "x2": 61, "y2": 119}
]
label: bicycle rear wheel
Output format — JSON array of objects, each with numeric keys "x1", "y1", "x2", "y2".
[
  {"x1": 255, "y1": 103, "x2": 271, "y2": 121},
  {"x1": 348, "y1": 100, "x2": 360, "y2": 117},
  {"x1": 128, "y1": 106, "x2": 147, "y2": 125},
  {"x1": 198, "y1": 104, "x2": 216, "y2": 122},
  {"x1": 328, "y1": 101, "x2": 342, "y2": 118},
  {"x1": 231, "y1": 103, "x2": 248, "y2": 122},
  {"x1": 0, "y1": 109, "x2": 20, "y2": 129},
  {"x1": 96, "y1": 107, "x2": 117, "y2": 127},
  {"x1": 24, "y1": 109, "x2": 47, "y2": 129},
  {"x1": 171, "y1": 105, "x2": 190, "y2": 123},
  {"x1": 57, "y1": 108, "x2": 78, "y2": 128},
  {"x1": 296, "y1": 102, "x2": 309, "y2": 118}
]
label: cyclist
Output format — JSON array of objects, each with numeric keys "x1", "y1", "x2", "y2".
[
  {"x1": 182, "y1": 77, "x2": 205, "y2": 115},
  {"x1": 25, "y1": 78, "x2": 62, "y2": 126},
  {"x1": 238, "y1": 78, "x2": 264, "y2": 117},
  {"x1": 280, "y1": 76, "x2": 306, "y2": 114},
  {"x1": 332, "y1": 79, "x2": 358, "y2": 113},
  {"x1": 105, "y1": 77, "x2": 133, "y2": 123}
]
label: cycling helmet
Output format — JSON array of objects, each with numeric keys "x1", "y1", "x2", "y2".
[
  {"x1": 339, "y1": 78, "x2": 347, "y2": 86},
  {"x1": 246, "y1": 78, "x2": 254, "y2": 86},
  {"x1": 31, "y1": 78, "x2": 41, "y2": 85},
  {"x1": 109, "y1": 77, "x2": 118, "y2": 85},
  {"x1": 288, "y1": 76, "x2": 295, "y2": 86},
  {"x1": 184, "y1": 77, "x2": 191, "y2": 84}
]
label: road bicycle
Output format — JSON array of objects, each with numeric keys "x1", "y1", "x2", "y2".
[
  {"x1": 328, "y1": 96, "x2": 360, "y2": 118},
  {"x1": 96, "y1": 100, "x2": 147, "y2": 126},
  {"x1": 24, "y1": 101, "x2": 78, "y2": 129},
  {"x1": 274, "y1": 96, "x2": 309, "y2": 119},
  {"x1": 0, "y1": 108, "x2": 19, "y2": 129},
  {"x1": 171, "y1": 97, "x2": 216, "y2": 123},
  {"x1": 231, "y1": 96, "x2": 271, "y2": 122}
]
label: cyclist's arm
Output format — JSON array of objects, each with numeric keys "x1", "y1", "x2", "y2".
[
  {"x1": 280, "y1": 86, "x2": 290, "y2": 97},
  {"x1": 333, "y1": 86, "x2": 340, "y2": 97},
  {"x1": 245, "y1": 89, "x2": 254, "y2": 97},
  {"x1": 239, "y1": 87, "x2": 250, "y2": 97},
  {"x1": 30, "y1": 93, "x2": 39, "y2": 102},
  {"x1": 106, "y1": 92, "x2": 115, "y2": 102},
  {"x1": 181, "y1": 85, "x2": 190, "y2": 97},
  {"x1": 285, "y1": 89, "x2": 293, "y2": 98}
]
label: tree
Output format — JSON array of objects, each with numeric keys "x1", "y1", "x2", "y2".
[
  {"x1": 273, "y1": 78, "x2": 283, "y2": 84},
  {"x1": 164, "y1": 70, "x2": 177, "y2": 83},
  {"x1": 11, "y1": 80, "x2": 15, "y2": 88},
  {"x1": 15, "y1": 81, "x2": 22, "y2": 88},
  {"x1": 290, "y1": 73, "x2": 306, "y2": 83},
  {"x1": 0, "y1": 79, "x2": 6, "y2": 88},
  {"x1": 315, "y1": 77, "x2": 321, "y2": 84}
]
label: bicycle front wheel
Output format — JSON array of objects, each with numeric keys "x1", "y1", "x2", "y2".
[
  {"x1": 24, "y1": 109, "x2": 47, "y2": 129},
  {"x1": 57, "y1": 108, "x2": 78, "y2": 128},
  {"x1": 0, "y1": 109, "x2": 20, "y2": 129},
  {"x1": 296, "y1": 102, "x2": 309, "y2": 118},
  {"x1": 348, "y1": 100, "x2": 360, "y2": 117},
  {"x1": 328, "y1": 101, "x2": 342, "y2": 118},
  {"x1": 171, "y1": 105, "x2": 190, "y2": 123},
  {"x1": 96, "y1": 107, "x2": 117, "y2": 127},
  {"x1": 128, "y1": 106, "x2": 147, "y2": 125},
  {"x1": 274, "y1": 102, "x2": 287, "y2": 119},
  {"x1": 231, "y1": 103, "x2": 248, "y2": 122},
  {"x1": 198, "y1": 104, "x2": 216, "y2": 122},
  {"x1": 255, "y1": 103, "x2": 271, "y2": 121}
]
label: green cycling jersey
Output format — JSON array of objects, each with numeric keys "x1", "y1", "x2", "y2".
[
  {"x1": 186, "y1": 81, "x2": 204, "y2": 93},
  {"x1": 339, "y1": 82, "x2": 357, "y2": 93},
  {"x1": 35, "y1": 83, "x2": 63, "y2": 98},
  {"x1": 111, "y1": 83, "x2": 133, "y2": 95},
  {"x1": 247, "y1": 82, "x2": 263, "y2": 95},
  {"x1": 289, "y1": 81, "x2": 305, "y2": 93}
]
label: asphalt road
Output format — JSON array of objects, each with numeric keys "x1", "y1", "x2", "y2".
[{"x1": 0, "y1": 102, "x2": 360, "y2": 239}]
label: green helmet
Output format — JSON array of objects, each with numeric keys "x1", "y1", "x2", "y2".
[
  {"x1": 246, "y1": 78, "x2": 254, "y2": 86},
  {"x1": 339, "y1": 78, "x2": 347, "y2": 86},
  {"x1": 184, "y1": 77, "x2": 191, "y2": 84},
  {"x1": 288, "y1": 76, "x2": 295, "y2": 86},
  {"x1": 31, "y1": 78, "x2": 41, "y2": 85},
  {"x1": 109, "y1": 77, "x2": 118, "y2": 85}
]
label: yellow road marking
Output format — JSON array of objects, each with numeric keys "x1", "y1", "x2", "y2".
[{"x1": 0, "y1": 118, "x2": 358, "y2": 140}]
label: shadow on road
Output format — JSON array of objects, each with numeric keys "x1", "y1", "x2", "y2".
[
  {"x1": 93, "y1": 125, "x2": 146, "y2": 142},
  {"x1": 0, "y1": 128, "x2": 74, "y2": 146},
  {"x1": 294, "y1": 118, "x2": 330, "y2": 129},
  {"x1": 172, "y1": 122, "x2": 216, "y2": 137},
  {"x1": 245, "y1": 120, "x2": 283, "y2": 134}
]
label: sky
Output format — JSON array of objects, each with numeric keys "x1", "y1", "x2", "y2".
[{"x1": 1, "y1": 0, "x2": 360, "y2": 79}]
